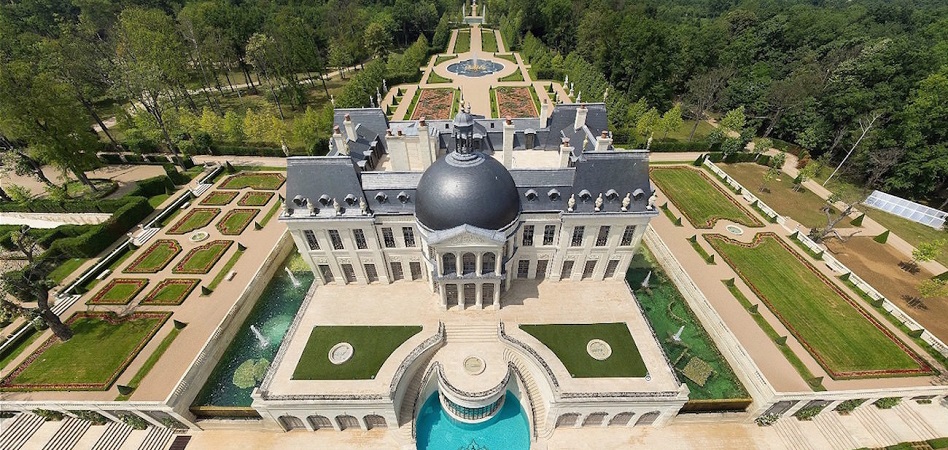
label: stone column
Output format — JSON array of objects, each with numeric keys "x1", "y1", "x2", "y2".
[
  {"x1": 782, "y1": 400, "x2": 806, "y2": 419},
  {"x1": 476, "y1": 253, "x2": 483, "y2": 276},
  {"x1": 493, "y1": 282, "x2": 501, "y2": 309},
  {"x1": 459, "y1": 283, "x2": 466, "y2": 311},
  {"x1": 96, "y1": 410, "x2": 123, "y2": 425},
  {"x1": 475, "y1": 283, "x2": 483, "y2": 309},
  {"x1": 302, "y1": 417, "x2": 316, "y2": 431},
  {"x1": 440, "y1": 285, "x2": 448, "y2": 309},
  {"x1": 357, "y1": 415, "x2": 369, "y2": 431},
  {"x1": 166, "y1": 410, "x2": 200, "y2": 431},
  {"x1": 331, "y1": 416, "x2": 343, "y2": 431}
]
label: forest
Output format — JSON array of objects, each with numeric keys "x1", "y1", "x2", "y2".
[{"x1": 0, "y1": 0, "x2": 946, "y2": 206}]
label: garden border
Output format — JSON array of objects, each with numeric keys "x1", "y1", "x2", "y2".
[
  {"x1": 237, "y1": 191, "x2": 274, "y2": 207},
  {"x1": 141, "y1": 279, "x2": 201, "y2": 306},
  {"x1": 216, "y1": 209, "x2": 260, "y2": 235},
  {"x1": 167, "y1": 208, "x2": 221, "y2": 235},
  {"x1": 173, "y1": 240, "x2": 234, "y2": 275},
  {"x1": 123, "y1": 239, "x2": 182, "y2": 274},
  {"x1": 87, "y1": 278, "x2": 149, "y2": 305},
  {"x1": 650, "y1": 167, "x2": 764, "y2": 229}
]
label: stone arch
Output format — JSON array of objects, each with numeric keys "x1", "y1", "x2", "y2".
[
  {"x1": 482, "y1": 252, "x2": 496, "y2": 275},
  {"x1": 634, "y1": 411, "x2": 660, "y2": 426},
  {"x1": 582, "y1": 412, "x2": 608, "y2": 426},
  {"x1": 555, "y1": 413, "x2": 579, "y2": 428},
  {"x1": 609, "y1": 412, "x2": 634, "y2": 426},
  {"x1": 462, "y1": 253, "x2": 477, "y2": 275},
  {"x1": 336, "y1": 414, "x2": 359, "y2": 430},
  {"x1": 442, "y1": 253, "x2": 456, "y2": 275},
  {"x1": 364, "y1": 414, "x2": 387, "y2": 429},
  {"x1": 279, "y1": 415, "x2": 305, "y2": 430},
  {"x1": 307, "y1": 415, "x2": 333, "y2": 430}
]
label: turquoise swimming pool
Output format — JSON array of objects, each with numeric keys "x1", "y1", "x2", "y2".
[{"x1": 415, "y1": 390, "x2": 530, "y2": 450}]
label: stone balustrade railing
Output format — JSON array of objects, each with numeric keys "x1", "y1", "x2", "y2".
[
  {"x1": 389, "y1": 322, "x2": 445, "y2": 400},
  {"x1": 498, "y1": 322, "x2": 560, "y2": 391},
  {"x1": 436, "y1": 361, "x2": 512, "y2": 401}
]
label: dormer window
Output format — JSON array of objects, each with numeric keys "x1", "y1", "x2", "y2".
[
  {"x1": 318, "y1": 195, "x2": 331, "y2": 206},
  {"x1": 293, "y1": 195, "x2": 306, "y2": 207},
  {"x1": 375, "y1": 192, "x2": 388, "y2": 203},
  {"x1": 525, "y1": 189, "x2": 538, "y2": 201},
  {"x1": 344, "y1": 194, "x2": 357, "y2": 206},
  {"x1": 579, "y1": 190, "x2": 592, "y2": 202},
  {"x1": 548, "y1": 189, "x2": 561, "y2": 201},
  {"x1": 397, "y1": 191, "x2": 410, "y2": 203},
  {"x1": 606, "y1": 189, "x2": 619, "y2": 201},
  {"x1": 632, "y1": 188, "x2": 645, "y2": 200}
]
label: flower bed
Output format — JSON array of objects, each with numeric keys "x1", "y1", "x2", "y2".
[
  {"x1": 173, "y1": 240, "x2": 233, "y2": 274},
  {"x1": 87, "y1": 278, "x2": 149, "y2": 305},
  {"x1": 140, "y1": 279, "x2": 200, "y2": 306},
  {"x1": 495, "y1": 87, "x2": 537, "y2": 118},
  {"x1": 220, "y1": 172, "x2": 286, "y2": 190},
  {"x1": 216, "y1": 208, "x2": 259, "y2": 235},
  {"x1": 237, "y1": 191, "x2": 274, "y2": 207},
  {"x1": 200, "y1": 191, "x2": 239, "y2": 206},
  {"x1": 411, "y1": 89, "x2": 454, "y2": 120},
  {"x1": 123, "y1": 239, "x2": 182, "y2": 274},
  {"x1": 167, "y1": 208, "x2": 221, "y2": 235},
  {"x1": 0, "y1": 311, "x2": 171, "y2": 391}
]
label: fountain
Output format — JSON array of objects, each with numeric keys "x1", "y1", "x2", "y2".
[
  {"x1": 250, "y1": 324, "x2": 270, "y2": 348},
  {"x1": 672, "y1": 325, "x2": 684, "y2": 342},
  {"x1": 641, "y1": 270, "x2": 652, "y2": 289},
  {"x1": 284, "y1": 267, "x2": 302, "y2": 287},
  {"x1": 447, "y1": 50, "x2": 504, "y2": 78}
]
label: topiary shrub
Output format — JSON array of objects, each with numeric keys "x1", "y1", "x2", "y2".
[
  {"x1": 874, "y1": 230, "x2": 890, "y2": 244},
  {"x1": 755, "y1": 412, "x2": 780, "y2": 426},
  {"x1": 834, "y1": 399, "x2": 865, "y2": 415},
  {"x1": 850, "y1": 213, "x2": 865, "y2": 227},
  {"x1": 72, "y1": 410, "x2": 109, "y2": 425}
]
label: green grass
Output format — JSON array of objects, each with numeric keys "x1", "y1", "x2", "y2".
[
  {"x1": 706, "y1": 233, "x2": 928, "y2": 379},
  {"x1": 688, "y1": 236, "x2": 716, "y2": 264},
  {"x1": 403, "y1": 88, "x2": 422, "y2": 120},
  {"x1": 3, "y1": 312, "x2": 169, "y2": 390},
  {"x1": 520, "y1": 323, "x2": 647, "y2": 378},
  {"x1": 722, "y1": 280, "x2": 825, "y2": 391},
  {"x1": 219, "y1": 172, "x2": 285, "y2": 190},
  {"x1": 530, "y1": 85, "x2": 541, "y2": 113},
  {"x1": 292, "y1": 326, "x2": 422, "y2": 380},
  {"x1": 208, "y1": 249, "x2": 245, "y2": 291},
  {"x1": 259, "y1": 199, "x2": 282, "y2": 227},
  {"x1": 216, "y1": 209, "x2": 259, "y2": 235},
  {"x1": 660, "y1": 203, "x2": 683, "y2": 226},
  {"x1": 435, "y1": 55, "x2": 455, "y2": 65},
  {"x1": 89, "y1": 279, "x2": 148, "y2": 305},
  {"x1": 862, "y1": 208, "x2": 948, "y2": 267},
  {"x1": 499, "y1": 68, "x2": 524, "y2": 82},
  {"x1": 495, "y1": 53, "x2": 517, "y2": 64},
  {"x1": 427, "y1": 71, "x2": 452, "y2": 84},
  {"x1": 721, "y1": 163, "x2": 831, "y2": 229},
  {"x1": 124, "y1": 239, "x2": 181, "y2": 274},
  {"x1": 662, "y1": 120, "x2": 715, "y2": 142},
  {"x1": 159, "y1": 209, "x2": 182, "y2": 227},
  {"x1": 147, "y1": 194, "x2": 170, "y2": 208},
  {"x1": 454, "y1": 30, "x2": 471, "y2": 53},
  {"x1": 115, "y1": 327, "x2": 181, "y2": 401},
  {"x1": 490, "y1": 88, "x2": 499, "y2": 118},
  {"x1": 238, "y1": 191, "x2": 273, "y2": 206},
  {"x1": 0, "y1": 329, "x2": 39, "y2": 371},
  {"x1": 167, "y1": 208, "x2": 220, "y2": 234},
  {"x1": 629, "y1": 250, "x2": 749, "y2": 400},
  {"x1": 200, "y1": 191, "x2": 238, "y2": 206},
  {"x1": 49, "y1": 258, "x2": 87, "y2": 284},
  {"x1": 173, "y1": 240, "x2": 232, "y2": 274},
  {"x1": 141, "y1": 279, "x2": 200, "y2": 305},
  {"x1": 651, "y1": 167, "x2": 763, "y2": 229},
  {"x1": 83, "y1": 248, "x2": 135, "y2": 291},
  {"x1": 481, "y1": 29, "x2": 498, "y2": 52}
]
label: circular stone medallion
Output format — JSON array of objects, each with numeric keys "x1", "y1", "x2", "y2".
[
  {"x1": 189, "y1": 231, "x2": 209, "y2": 242},
  {"x1": 463, "y1": 356, "x2": 486, "y2": 375},
  {"x1": 586, "y1": 339, "x2": 613, "y2": 361},
  {"x1": 328, "y1": 342, "x2": 354, "y2": 365},
  {"x1": 725, "y1": 225, "x2": 744, "y2": 236}
]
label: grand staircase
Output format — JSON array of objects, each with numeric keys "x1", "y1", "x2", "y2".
[
  {"x1": 504, "y1": 348, "x2": 551, "y2": 439},
  {"x1": 444, "y1": 322, "x2": 497, "y2": 343}
]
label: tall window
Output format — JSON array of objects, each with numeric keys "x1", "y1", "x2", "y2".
[
  {"x1": 353, "y1": 229, "x2": 367, "y2": 249},
  {"x1": 536, "y1": 260, "x2": 548, "y2": 279},
  {"x1": 329, "y1": 230, "x2": 344, "y2": 250},
  {"x1": 571, "y1": 226, "x2": 585, "y2": 247},
  {"x1": 364, "y1": 264, "x2": 378, "y2": 282},
  {"x1": 303, "y1": 230, "x2": 319, "y2": 250},
  {"x1": 403, "y1": 227, "x2": 416, "y2": 247},
  {"x1": 382, "y1": 227, "x2": 396, "y2": 248},
  {"x1": 482, "y1": 253, "x2": 495, "y2": 275},
  {"x1": 390, "y1": 262, "x2": 404, "y2": 281},
  {"x1": 522, "y1": 225, "x2": 534, "y2": 246},
  {"x1": 318, "y1": 265, "x2": 334, "y2": 282},
  {"x1": 543, "y1": 225, "x2": 556, "y2": 245},
  {"x1": 595, "y1": 226, "x2": 610, "y2": 247},
  {"x1": 604, "y1": 260, "x2": 620, "y2": 278},
  {"x1": 561, "y1": 260, "x2": 574, "y2": 280},
  {"x1": 582, "y1": 260, "x2": 597, "y2": 279},
  {"x1": 442, "y1": 254, "x2": 456, "y2": 275},
  {"x1": 462, "y1": 253, "x2": 476, "y2": 275},
  {"x1": 409, "y1": 262, "x2": 422, "y2": 280},
  {"x1": 341, "y1": 264, "x2": 356, "y2": 283},
  {"x1": 620, "y1": 225, "x2": 637, "y2": 246},
  {"x1": 517, "y1": 260, "x2": 530, "y2": 278}
]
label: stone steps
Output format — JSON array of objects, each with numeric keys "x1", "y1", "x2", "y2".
[
  {"x1": 852, "y1": 406, "x2": 900, "y2": 446},
  {"x1": 0, "y1": 413, "x2": 46, "y2": 450},
  {"x1": 772, "y1": 418, "x2": 814, "y2": 450},
  {"x1": 41, "y1": 417, "x2": 91, "y2": 450},
  {"x1": 812, "y1": 413, "x2": 858, "y2": 450},
  {"x1": 445, "y1": 323, "x2": 497, "y2": 343},
  {"x1": 504, "y1": 349, "x2": 549, "y2": 439},
  {"x1": 893, "y1": 403, "x2": 940, "y2": 440},
  {"x1": 91, "y1": 422, "x2": 134, "y2": 450},
  {"x1": 137, "y1": 427, "x2": 173, "y2": 450}
]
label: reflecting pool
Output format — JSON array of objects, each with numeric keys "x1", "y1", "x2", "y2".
[{"x1": 415, "y1": 390, "x2": 530, "y2": 450}]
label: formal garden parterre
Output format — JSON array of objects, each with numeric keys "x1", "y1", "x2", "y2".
[
  {"x1": 216, "y1": 208, "x2": 260, "y2": 235},
  {"x1": 704, "y1": 232, "x2": 932, "y2": 379},
  {"x1": 167, "y1": 208, "x2": 221, "y2": 235},
  {"x1": 87, "y1": 278, "x2": 149, "y2": 305},
  {"x1": 123, "y1": 239, "x2": 182, "y2": 273},
  {"x1": 199, "y1": 191, "x2": 239, "y2": 206},
  {"x1": 411, "y1": 88, "x2": 455, "y2": 120},
  {"x1": 140, "y1": 279, "x2": 201, "y2": 306},
  {"x1": 238, "y1": 191, "x2": 274, "y2": 207},
  {"x1": 650, "y1": 167, "x2": 764, "y2": 229},
  {"x1": 173, "y1": 240, "x2": 234, "y2": 274},
  {"x1": 495, "y1": 87, "x2": 537, "y2": 118},
  {"x1": 219, "y1": 172, "x2": 286, "y2": 190},
  {"x1": 292, "y1": 326, "x2": 422, "y2": 380},
  {"x1": 0, "y1": 312, "x2": 171, "y2": 391}
]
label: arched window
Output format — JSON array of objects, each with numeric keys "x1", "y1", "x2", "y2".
[
  {"x1": 482, "y1": 253, "x2": 496, "y2": 275},
  {"x1": 462, "y1": 253, "x2": 476, "y2": 275},
  {"x1": 442, "y1": 254, "x2": 456, "y2": 275}
]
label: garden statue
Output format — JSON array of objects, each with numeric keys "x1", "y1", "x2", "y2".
[
  {"x1": 376, "y1": 86, "x2": 381, "y2": 99},
  {"x1": 281, "y1": 140, "x2": 288, "y2": 156},
  {"x1": 576, "y1": 91, "x2": 582, "y2": 103},
  {"x1": 377, "y1": 92, "x2": 383, "y2": 107},
  {"x1": 595, "y1": 193, "x2": 603, "y2": 212},
  {"x1": 569, "y1": 85, "x2": 574, "y2": 98},
  {"x1": 672, "y1": 325, "x2": 684, "y2": 342},
  {"x1": 646, "y1": 135, "x2": 653, "y2": 150},
  {"x1": 647, "y1": 192, "x2": 658, "y2": 210},
  {"x1": 565, "y1": 74, "x2": 569, "y2": 85},
  {"x1": 382, "y1": 79, "x2": 388, "y2": 92},
  {"x1": 333, "y1": 198, "x2": 341, "y2": 216},
  {"x1": 621, "y1": 193, "x2": 631, "y2": 212},
  {"x1": 359, "y1": 197, "x2": 368, "y2": 216},
  {"x1": 567, "y1": 194, "x2": 576, "y2": 212},
  {"x1": 330, "y1": 94, "x2": 335, "y2": 106},
  {"x1": 603, "y1": 87, "x2": 609, "y2": 102}
]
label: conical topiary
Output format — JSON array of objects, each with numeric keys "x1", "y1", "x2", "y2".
[{"x1": 874, "y1": 230, "x2": 889, "y2": 244}]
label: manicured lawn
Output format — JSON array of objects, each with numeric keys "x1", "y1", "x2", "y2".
[
  {"x1": 123, "y1": 239, "x2": 182, "y2": 274},
  {"x1": 435, "y1": 55, "x2": 455, "y2": 65},
  {"x1": 454, "y1": 30, "x2": 471, "y2": 53},
  {"x1": 662, "y1": 120, "x2": 714, "y2": 142},
  {"x1": 147, "y1": 193, "x2": 170, "y2": 208},
  {"x1": 238, "y1": 191, "x2": 273, "y2": 207},
  {"x1": 141, "y1": 279, "x2": 200, "y2": 305},
  {"x1": 49, "y1": 258, "x2": 87, "y2": 284},
  {"x1": 220, "y1": 172, "x2": 286, "y2": 190},
  {"x1": 259, "y1": 199, "x2": 282, "y2": 227},
  {"x1": 495, "y1": 53, "x2": 517, "y2": 64},
  {"x1": 1, "y1": 312, "x2": 170, "y2": 391},
  {"x1": 427, "y1": 71, "x2": 452, "y2": 84},
  {"x1": 481, "y1": 29, "x2": 498, "y2": 52},
  {"x1": 629, "y1": 249, "x2": 749, "y2": 400},
  {"x1": 88, "y1": 278, "x2": 149, "y2": 305},
  {"x1": 216, "y1": 208, "x2": 259, "y2": 235},
  {"x1": 115, "y1": 327, "x2": 181, "y2": 401},
  {"x1": 520, "y1": 323, "x2": 647, "y2": 378},
  {"x1": 651, "y1": 167, "x2": 763, "y2": 228},
  {"x1": 720, "y1": 163, "x2": 831, "y2": 229},
  {"x1": 705, "y1": 232, "x2": 930, "y2": 379},
  {"x1": 499, "y1": 68, "x2": 524, "y2": 82},
  {"x1": 863, "y1": 208, "x2": 948, "y2": 268},
  {"x1": 208, "y1": 249, "x2": 244, "y2": 291},
  {"x1": 173, "y1": 240, "x2": 233, "y2": 274},
  {"x1": 292, "y1": 325, "x2": 422, "y2": 380},
  {"x1": 167, "y1": 208, "x2": 220, "y2": 234},
  {"x1": 200, "y1": 191, "x2": 238, "y2": 206}
]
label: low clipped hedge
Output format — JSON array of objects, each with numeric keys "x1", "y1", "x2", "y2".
[{"x1": 38, "y1": 196, "x2": 153, "y2": 262}]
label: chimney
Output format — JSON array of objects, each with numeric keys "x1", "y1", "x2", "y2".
[
  {"x1": 595, "y1": 130, "x2": 613, "y2": 152},
  {"x1": 417, "y1": 117, "x2": 434, "y2": 169},
  {"x1": 502, "y1": 117, "x2": 515, "y2": 169},
  {"x1": 574, "y1": 104, "x2": 587, "y2": 130},
  {"x1": 388, "y1": 128, "x2": 409, "y2": 171},
  {"x1": 343, "y1": 113, "x2": 356, "y2": 141},
  {"x1": 539, "y1": 100, "x2": 550, "y2": 128},
  {"x1": 559, "y1": 137, "x2": 573, "y2": 168},
  {"x1": 331, "y1": 125, "x2": 346, "y2": 156}
]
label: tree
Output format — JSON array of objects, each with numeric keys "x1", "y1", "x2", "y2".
[
  {"x1": 824, "y1": 111, "x2": 884, "y2": 186},
  {"x1": 918, "y1": 278, "x2": 948, "y2": 299},
  {"x1": 245, "y1": 33, "x2": 286, "y2": 121},
  {"x1": 759, "y1": 166, "x2": 779, "y2": 193},
  {"x1": 795, "y1": 160, "x2": 820, "y2": 192},
  {"x1": 364, "y1": 21, "x2": 393, "y2": 59},
  {"x1": 636, "y1": 108, "x2": 661, "y2": 143},
  {"x1": 683, "y1": 68, "x2": 732, "y2": 141},
  {"x1": 913, "y1": 240, "x2": 945, "y2": 264},
  {"x1": 659, "y1": 104, "x2": 683, "y2": 139},
  {"x1": 0, "y1": 227, "x2": 73, "y2": 341}
]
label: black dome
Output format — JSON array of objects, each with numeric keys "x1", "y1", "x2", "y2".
[{"x1": 415, "y1": 151, "x2": 520, "y2": 231}]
